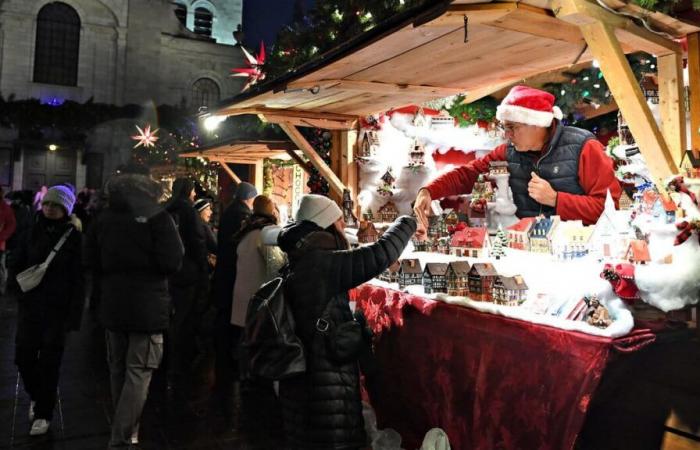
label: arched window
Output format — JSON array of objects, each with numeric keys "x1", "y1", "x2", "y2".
[
  {"x1": 191, "y1": 78, "x2": 219, "y2": 109},
  {"x1": 174, "y1": 3, "x2": 187, "y2": 27},
  {"x1": 34, "y1": 2, "x2": 80, "y2": 86},
  {"x1": 193, "y1": 7, "x2": 213, "y2": 37}
]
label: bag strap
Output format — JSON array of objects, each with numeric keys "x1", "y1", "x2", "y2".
[{"x1": 44, "y1": 227, "x2": 73, "y2": 266}]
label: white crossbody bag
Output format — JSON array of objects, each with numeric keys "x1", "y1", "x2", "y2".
[{"x1": 16, "y1": 228, "x2": 73, "y2": 293}]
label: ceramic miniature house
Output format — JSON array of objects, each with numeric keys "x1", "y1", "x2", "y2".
[
  {"x1": 661, "y1": 196, "x2": 677, "y2": 223},
  {"x1": 492, "y1": 275, "x2": 528, "y2": 306},
  {"x1": 377, "y1": 201, "x2": 399, "y2": 223},
  {"x1": 360, "y1": 130, "x2": 380, "y2": 158},
  {"x1": 625, "y1": 239, "x2": 651, "y2": 264},
  {"x1": 468, "y1": 263, "x2": 498, "y2": 301},
  {"x1": 436, "y1": 236, "x2": 450, "y2": 254},
  {"x1": 357, "y1": 221, "x2": 379, "y2": 244},
  {"x1": 550, "y1": 220, "x2": 594, "y2": 260},
  {"x1": 428, "y1": 214, "x2": 448, "y2": 239},
  {"x1": 399, "y1": 259, "x2": 423, "y2": 288},
  {"x1": 591, "y1": 191, "x2": 632, "y2": 259},
  {"x1": 412, "y1": 236, "x2": 432, "y2": 252},
  {"x1": 618, "y1": 190, "x2": 634, "y2": 210},
  {"x1": 379, "y1": 260, "x2": 400, "y2": 283},
  {"x1": 409, "y1": 140, "x2": 425, "y2": 167},
  {"x1": 423, "y1": 263, "x2": 449, "y2": 294},
  {"x1": 507, "y1": 217, "x2": 535, "y2": 250},
  {"x1": 528, "y1": 216, "x2": 560, "y2": 253},
  {"x1": 446, "y1": 261, "x2": 470, "y2": 296},
  {"x1": 450, "y1": 227, "x2": 489, "y2": 258},
  {"x1": 488, "y1": 161, "x2": 509, "y2": 176}
]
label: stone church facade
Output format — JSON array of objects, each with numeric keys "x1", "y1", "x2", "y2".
[{"x1": 0, "y1": 0, "x2": 245, "y2": 191}]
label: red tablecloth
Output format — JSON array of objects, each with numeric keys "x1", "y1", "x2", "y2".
[{"x1": 353, "y1": 283, "x2": 655, "y2": 450}]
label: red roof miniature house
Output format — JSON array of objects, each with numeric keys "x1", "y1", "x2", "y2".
[
  {"x1": 468, "y1": 262, "x2": 498, "y2": 301},
  {"x1": 625, "y1": 239, "x2": 651, "y2": 264},
  {"x1": 507, "y1": 217, "x2": 535, "y2": 250},
  {"x1": 450, "y1": 227, "x2": 489, "y2": 258},
  {"x1": 661, "y1": 196, "x2": 677, "y2": 223}
]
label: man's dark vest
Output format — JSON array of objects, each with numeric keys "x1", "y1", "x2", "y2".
[{"x1": 507, "y1": 124, "x2": 593, "y2": 218}]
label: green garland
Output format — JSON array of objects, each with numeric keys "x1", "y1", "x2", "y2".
[{"x1": 443, "y1": 95, "x2": 498, "y2": 127}]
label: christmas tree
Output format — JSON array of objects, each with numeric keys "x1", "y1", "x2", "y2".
[{"x1": 491, "y1": 226, "x2": 509, "y2": 259}]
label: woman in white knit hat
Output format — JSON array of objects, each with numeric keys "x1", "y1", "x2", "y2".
[
  {"x1": 13, "y1": 185, "x2": 83, "y2": 436},
  {"x1": 276, "y1": 194, "x2": 416, "y2": 450}
]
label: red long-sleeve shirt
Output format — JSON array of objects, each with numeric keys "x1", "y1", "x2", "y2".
[{"x1": 425, "y1": 140, "x2": 622, "y2": 225}]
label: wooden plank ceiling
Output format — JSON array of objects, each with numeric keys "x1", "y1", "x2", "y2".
[{"x1": 214, "y1": 0, "x2": 699, "y2": 119}]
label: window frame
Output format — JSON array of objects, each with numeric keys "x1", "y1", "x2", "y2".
[{"x1": 33, "y1": 2, "x2": 81, "y2": 87}]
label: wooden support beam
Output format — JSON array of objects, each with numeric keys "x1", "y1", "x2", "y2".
[
  {"x1": 340, "y1": 130, "x2": 359, "y2": 217},
  {"x1": 578, "y1": 22, "x2": 677, "y2": 181},
  {"x1": 250, "y1": 161, "x2": 264, "y2": 195},
  {"x1": 278, "y1": 122, "x2": 347, "y2": 197},
  {"x1": 657, "y1": 52, "x2": 686, "y2": 169},
  {"x1": 217, "y1": 106, "x2": 357, "y2": 130},
  {"x1": 284, "y1": 149, "x2": 312, "y2": 175},
  {"x1": 287, "y1": 79, "x2": 466, "y2": 98},
  {"x1": 215, "y1": 160, "x2": 241, "y2": 183},
  {"x1": 688, "y1": 33, "x2": 700, "y2": 159},
  {"x1": 552, "y1": 0, "x2": 682, "y2": 56},
  {"x1": 330, "y1": 131, "x2": 343, "y2": 205}
]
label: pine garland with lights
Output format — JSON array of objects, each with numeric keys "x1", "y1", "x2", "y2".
[
  {"x1": 304, "y1": 128, "x2": 333, "y2": 195},
  {"x1": 444, "y1": 95, "x2": 499, "y2": 127}
]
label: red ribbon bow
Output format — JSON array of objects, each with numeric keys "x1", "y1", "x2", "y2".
[
  {"x1": 600, "y1": 263, "x2": 639, "y2": 304},
  {"x1": 674, "y1": 220, "x2": 700, "y2": 246}
]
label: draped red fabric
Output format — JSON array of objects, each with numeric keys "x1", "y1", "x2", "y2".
[{"x1": 355, "y1": 283, "x2": 654, "y2": 450}]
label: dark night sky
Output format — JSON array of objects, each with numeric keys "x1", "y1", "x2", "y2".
[{"x1": 242, "y1": 0, "x2": 316, "y2": 49}]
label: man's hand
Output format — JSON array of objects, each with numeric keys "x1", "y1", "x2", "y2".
[
  {"x1": 528, "y1": 172, "x2": 557, "y2": 207},
  {"x1": 413, "y1": 188, "x2": 432, "y2": 240}
]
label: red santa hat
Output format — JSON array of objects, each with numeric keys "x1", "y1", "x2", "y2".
[{"x1": 496, "y1": 85, "x2": 563, "y2": 128}]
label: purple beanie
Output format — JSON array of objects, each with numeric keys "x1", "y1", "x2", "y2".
[{"x1": 42, "y1": 185, "x2": 76, "y2": 215}]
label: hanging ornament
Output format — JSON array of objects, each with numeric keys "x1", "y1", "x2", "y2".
[
  {"x1": 131, "y1": 124, "x2": 159, "y2": 148},
  {"x1": 230, "y1": 41, "x2": 266, "y2": 91}
]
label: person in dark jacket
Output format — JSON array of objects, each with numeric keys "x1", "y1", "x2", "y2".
[
  {"x1": 211, "y1": 181, "x2": 256, "y2": 413},
  {"x1": 277, "y1": 194, "x2": 416, "y2": 450},
  {"x1": 84, "y1": 171, "x2": 183, "y2": 449},
  {"x1": 165, "y1": 178, "x2": 208, "y2": 394},
  {"x1": 194, "y1": 198, "x2": 217, "y2": 258},
  {"x1": 14, "y1": 185, "x2": 83, "y2": 436}
]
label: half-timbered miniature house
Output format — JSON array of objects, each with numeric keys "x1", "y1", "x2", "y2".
[
  {"x1": 450, "y1": 227, "x2": 489, "y2": 258},
  {"x1": 399, "y1": 259, "x2": 423, "y2": 288},
  {"x1": 379, "y1": 260, "x2": 400, "y2": 283},
  {"x1": 492, "y1": 275, "x2": 528, "y2": 306},
  {"x1": 489, "y1": 160, "x2": 509, "y2": 176},
  {"x1": 412, "y1": 236, "x2": 432, "y2": 252},
  {"x1": 428, "y1": 214, "x2": 448, "y2": 239},
  {"x1": 447, "y1": 261, "x2": 470, "y2": 296},
  {"x1": 377, "y1": 201, "x2": 399, "y2": 223},
  {"x1": 468, "y1": 262, "x2": 498, "y2": 301},
  {"x1": 360, "y1": 130, "x2": 380, "y2": 158},
  {"x1": 423, "y1": 263, "x2": 449, "y2": 294},
  {"x1": 357, "y1": 221, "x2": 379, "y2": 244},
  {"x1": 436, "y1": 236, "x2": 450, "y2": 254}
]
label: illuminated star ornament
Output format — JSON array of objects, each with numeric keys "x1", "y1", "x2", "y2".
[
  {"x1": 230, "y1": 41, "x2": 266, "y2": 91},
  {"x1": 131, "y1": 124, "x2": 159, "y2": 148}
]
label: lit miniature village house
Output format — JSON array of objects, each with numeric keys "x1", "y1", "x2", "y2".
[
  {"x1": 357, "y1": 221, "x2": 379, "y2": 244},
  {"x1": 468, "y1": 263, "x2": 498, "y2": 301},
  {"x1": 377, "y1": 201, "x2": 399, "y2": 222},
  {"x1": 507, "y1": 217, "x2": 535, "y2": 250},
  {"x1": 423, "y1": 263, "x2": 449, "y2": 294},
  {"x1": 450, "y1": 227, "x2": 490, "y2": 258},
  {"x1": 492, "y1": 275, "x2": 528, "y2": 306},
  {"x1": 399, "y1": 259, "x2": 423, "y2": 288},
  {"x1": 446, "y1": 261, "x2": 470, "y2": 296}
]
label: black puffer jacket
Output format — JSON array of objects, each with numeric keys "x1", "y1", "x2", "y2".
[
  {"x1": 14, "y1": 214, "x2": 84, "y2": 330},
  {"x1": 212, "y1": 199, "x2": 251, "y2": 309},
  {"x1": 277, "y1": 216, "x2": 416, "y2": 450},
  {"x1": 166, "y1": 197, "x2": 208, "y2": 287},
  {"x1": 84, "y1": 174, "x2": 184, "y2": 332}
]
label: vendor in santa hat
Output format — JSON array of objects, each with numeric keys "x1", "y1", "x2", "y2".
[{"x1": 414, "y1": 85, "x2": 621, "y2": 237}]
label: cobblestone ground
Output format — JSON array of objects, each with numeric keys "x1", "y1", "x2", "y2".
[{"x1": 0, "y1": 292, "x2": 286, "y2": 450}]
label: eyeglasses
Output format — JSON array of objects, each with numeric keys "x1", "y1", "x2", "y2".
[{"x1": 496, "y1": 123, "x2": 526, "y2": 136}]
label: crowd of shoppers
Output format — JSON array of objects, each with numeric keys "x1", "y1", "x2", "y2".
[{"x1": 3, "y1": 167, "x2": 417, "y2": 450}]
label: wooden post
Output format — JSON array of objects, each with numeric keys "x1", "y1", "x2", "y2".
[
  {"x1": 278, "y1": 122, "x2": 347, "y2": 197},
  {"x1": 340, "y1": 130, "x2": 359, "y2": 216},
  {"x1": 578, "y1": 22, "x2": 677, "y2": 181},
  {"x1": 330, "y1": 131, "x2": 343, "y2": 204},
  {"x1": 688, "y1": 33, "x2": 700, "y2": 159},
  {"x1": 657, "y1": 52, "x2": 686, "y2": 169},
  {"x1": 249, "y1": 161, "x2": 264, "y2": 195}
]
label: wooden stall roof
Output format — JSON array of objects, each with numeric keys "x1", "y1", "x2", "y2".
[
  {"x1": 179, "y1": 140, "x2": 297, "y2": 164},
  {"x1": 211, "y1": 0, "x2": 699, "y2": 120}
]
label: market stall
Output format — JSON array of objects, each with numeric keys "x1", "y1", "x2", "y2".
[{"x1": 207, "y1": 0, "x2": 700, "y2": 447}]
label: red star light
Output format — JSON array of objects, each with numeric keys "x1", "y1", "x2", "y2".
[{"x1": 230, "y1": 41, "x2": 266, "y2": 91}]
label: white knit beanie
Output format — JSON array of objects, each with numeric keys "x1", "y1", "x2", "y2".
[
  {"x1": 295, "y1": 194, "x2": 343, "y2": 229},
  {"x1": 42, "y1": 185, "x2": 76, "y2": 215}
]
